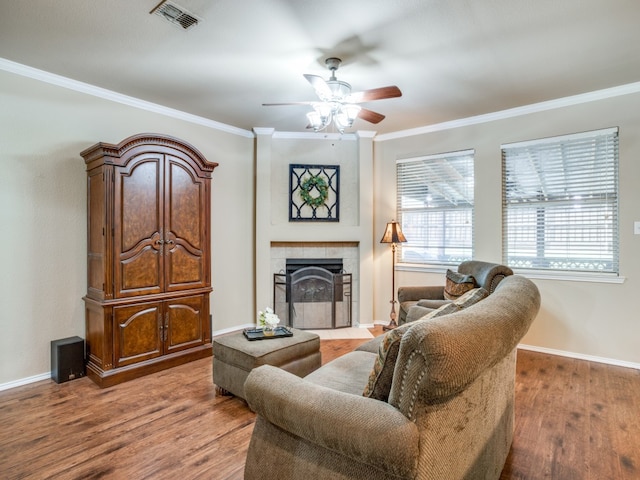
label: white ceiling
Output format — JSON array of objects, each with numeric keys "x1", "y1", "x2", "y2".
[{"x1": 1, "y1": 0, "x2": 640, "y2": 135}]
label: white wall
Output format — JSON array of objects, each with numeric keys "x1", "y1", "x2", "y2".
[
  {"x1": 0, "y1": 68, "x2": 255, "y2": 387},
  {"x1": 373, "y1": 91, "x2": 640, "y2": 366}
]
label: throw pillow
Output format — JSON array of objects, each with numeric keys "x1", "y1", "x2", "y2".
[
  {"x1": 452, "y1": 287, "x2": 489, "y2": 309},
  {"x1": 362, "y1": 326, "x2": 405, "y2": 401},
  {"x1": 416, "y1": 301, "x2": 459, "y2": 321},
  {"x1": 405, "y1": 305, "x2": 434, "y2": 323},
  {"x1": 363, "y1": 302, "x2": 459, "y2": 401},
  {"x1": 417, "y1": 299, "x2": 452, "y2": 309},
  {"x1": 444, "y1": 269, "x2": 476, "y2": 301}
]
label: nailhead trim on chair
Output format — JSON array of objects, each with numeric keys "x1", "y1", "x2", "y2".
[
  {"x1": 396, "y1": 349, "x2": 428, "y2": 421},
  {"x1": 396, "y1": 352, "x2": 412, "y2": 412},
  {"x1": 408, "y1": 369, "x2": 426, "y2": 420}
]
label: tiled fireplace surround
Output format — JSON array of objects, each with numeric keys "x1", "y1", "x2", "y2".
[{"x1": 270, "y1": 242, "x2": 360, "y2": 327}]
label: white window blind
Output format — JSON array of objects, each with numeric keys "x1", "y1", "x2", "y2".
[
  {"x1": 397, "y1": 150, "x2": 474, "y2": 265},
  {"x1": 502, "y1": 127, "x2": 619, "y2": 274}
]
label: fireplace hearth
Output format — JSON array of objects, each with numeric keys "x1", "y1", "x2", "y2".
[{"x1": 274, "y1": 259, "x2": 352, "y2": 329}]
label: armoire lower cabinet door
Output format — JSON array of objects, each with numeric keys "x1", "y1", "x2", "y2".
[
  {"x1": 113, "y1": 302, "x2": 163, "y2": 367},
  {"x1": 165, "y1": 295, "x2": 210, "y2": 354}
]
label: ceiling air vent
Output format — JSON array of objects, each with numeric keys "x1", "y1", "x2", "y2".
[{"x1": 151, "y1": 1, "x2": 200, "y2": 30}]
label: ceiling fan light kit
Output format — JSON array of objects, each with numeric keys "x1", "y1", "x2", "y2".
[
  {"x1": 306, "y1": 102, "x2": 361, "y2": 133},
  {"x1": 264, "y1": 57, "x2": 402, "y2": 133}
]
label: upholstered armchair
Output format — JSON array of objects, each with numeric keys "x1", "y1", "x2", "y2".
[
  {"x1": 243, "y1": 275, "x2": 540, "y2": 480},
  {"x1": 397, "y1": 260, "x2": 513, "y2": 325}
]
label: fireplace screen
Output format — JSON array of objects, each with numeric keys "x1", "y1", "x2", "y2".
[{"x1": 274, "y1": 261, "x2": 352, "y2": 329}]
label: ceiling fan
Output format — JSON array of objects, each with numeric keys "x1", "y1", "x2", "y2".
[{"x1": 263, "y1": 57, "x2": 402, "y2": 133}]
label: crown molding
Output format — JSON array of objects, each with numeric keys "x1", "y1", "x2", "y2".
[
  {"x1": 0, "y1": 57, "x2": 255, "y2": 139},
  {"x1": 271, "y1": 131, "x2": 357, "y2": 140},
  {"x1": 356, "y1": 130, "x2": 377, "y2": 139},
  {"x1": 253, "y1": 127, "x2": 275, "y2": 136},
  {"x1": 375, "y1": 81, "x2": 640, "y2": 142}
]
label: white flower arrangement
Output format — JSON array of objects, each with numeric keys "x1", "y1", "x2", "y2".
[{"x1": 258, "y1": 307, "x2": 280, "y2": 329}]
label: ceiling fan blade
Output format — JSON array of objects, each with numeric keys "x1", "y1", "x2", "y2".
[
  {"x1": 304, "y1": 74, "x2": 332, "y2": 99},
  {"x1": 358, "y1": 108, "x2": 385, "y2": 124},
  {"x1": 346, "y1": 86, "x2": 402, "y2": 103}
]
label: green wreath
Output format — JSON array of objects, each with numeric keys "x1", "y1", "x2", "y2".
[{"x1": 300, "y1": 175, "x2": 329, "y2": 208}]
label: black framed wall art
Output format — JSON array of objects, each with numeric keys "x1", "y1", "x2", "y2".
[{"x1": 289, "y1": 164, "x2": 339, "y2": 222}]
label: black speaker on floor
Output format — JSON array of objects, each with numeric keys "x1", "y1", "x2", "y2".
[{"x1": 51, "y1": 336, "x2": 85, "y2": 383}]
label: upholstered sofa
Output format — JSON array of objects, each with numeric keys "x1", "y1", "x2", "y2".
[
  {"x1": 398, "y1": 260, "x2": 513, "y2": 325},
  {"x1": 243, "y1": 274, "x2": 540, "y2": 480}
]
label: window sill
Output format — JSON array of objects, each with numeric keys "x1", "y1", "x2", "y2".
[
  {"x1": 512, "y1": 269, "x2": 626, "y2": 284},
  {"x1": 396, "y1": 263, "x2": 450, "y2": 274},
  {"x1": 396, "y1": 263, "x2": 626, "y2": 284}
]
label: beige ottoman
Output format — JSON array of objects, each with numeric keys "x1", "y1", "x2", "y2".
[{"x1": 212, "y1": 328, "x2": 321, "y2": 400}]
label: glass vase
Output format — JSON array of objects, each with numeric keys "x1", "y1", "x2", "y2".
[{"x1": 263, "y1": 325, "x2": 276, "y2": 336}]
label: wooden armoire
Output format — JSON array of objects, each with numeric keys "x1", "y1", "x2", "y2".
[{"x1": 81, "y1": 133, "x2": 218, "y2": 387}]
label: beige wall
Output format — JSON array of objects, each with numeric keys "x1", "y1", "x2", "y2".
[
  {"x1": 374, "y1": 91, "x2": 640, "y2": 366},
  {"x1": 0, "y1": 69, "x2": 255, "y2": 386}
]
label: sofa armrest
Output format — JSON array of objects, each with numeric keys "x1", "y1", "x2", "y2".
[
  {"x1": 245, "y1": 365, "x2": 419, "y2": 477},
  {"x1": 397, "y1": 285, "x2": 444, "y2": 303}
]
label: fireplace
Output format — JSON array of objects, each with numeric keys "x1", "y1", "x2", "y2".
[{"x1": 274, "y1": 259, "x2": 352, "y2": 329}]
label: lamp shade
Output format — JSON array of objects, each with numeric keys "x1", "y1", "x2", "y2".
[{"x1": 380, "y1": 220, "x2": 407, "y2": 244}]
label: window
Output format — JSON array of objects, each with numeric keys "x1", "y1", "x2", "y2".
[
  {"x1": 502, "y1": 127, "x2": 619, "y2": 274},
  {"x1": 396, "y1": 150, "x2": 474, "y2": 265}
]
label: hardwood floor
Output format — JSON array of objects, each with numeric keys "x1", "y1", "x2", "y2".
[
  {"x1": 501, "y1": 348, "x2": 640, "y2": 480},
  {"x1": 1, "y1": 327, "x2": 639, "y2": 479}
]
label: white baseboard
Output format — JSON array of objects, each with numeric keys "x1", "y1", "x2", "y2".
[
  {"x1": 518, "y1": 344, "x2": 640, "y2": 371},
  {"x1": 357, "y1": 322, "x2": 376, "y2": 329},
  {"x1": 0, "y1": 372, "x2": 51, "y2": 392},
  {"x1": 212, "y1": 323, "x2": 255, "y2": 337},
  {"x1": 213, "y1": 324, "x2": 376, "y2": 336}
]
